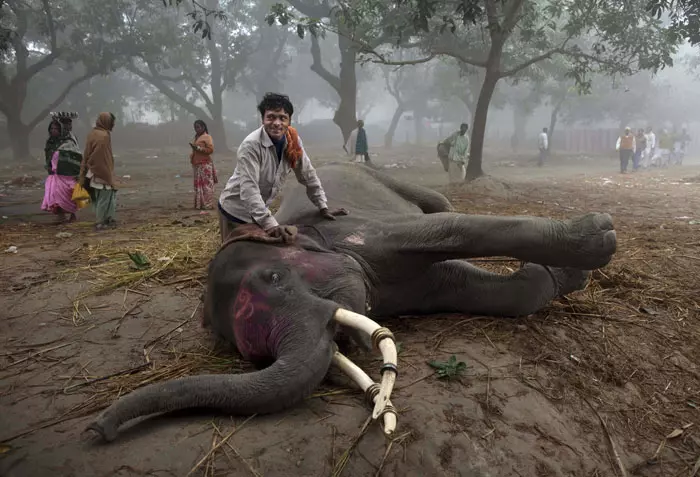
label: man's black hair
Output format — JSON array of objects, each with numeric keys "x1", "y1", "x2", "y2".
[
  {"x1": 460, "y1": 123, "x2": 469, "y2": 129},
  {"x1": 258, "y1": 93, "x2": 294, "y2": 118}
]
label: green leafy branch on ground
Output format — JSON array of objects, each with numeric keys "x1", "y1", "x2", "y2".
[{"x1": 428, "y1": 355, "x2": 468, "y2": 380}]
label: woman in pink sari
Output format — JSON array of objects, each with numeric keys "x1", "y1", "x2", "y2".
[
  {"x1": 189, "y1": 119, "x2": 218, "y2": 210},
  {"x1": 41, "y1": 120, "x2": 83, "y2": 223}
]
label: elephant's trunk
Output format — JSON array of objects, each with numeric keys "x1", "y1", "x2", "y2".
[{"x1": 87, "y1": 337, "x2": 334, "y2": 442}]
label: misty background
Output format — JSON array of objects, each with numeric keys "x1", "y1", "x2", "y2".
[{"x1": 1, "y1": 0, "x2": 699, "y2": 165}]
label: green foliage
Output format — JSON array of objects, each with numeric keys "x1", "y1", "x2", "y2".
[
  {"x1": 127, "y1": 252, "x2": 151, "y2": 270},
  {"x1": 428, "y1": 355, "x2": 468, "y2": 380},
  {"x1": 647, "y1": 0, "x2": 700, "y2": 45},
  {"x1": 162, "y1": 0, "x2": 227, "y2": 39}
]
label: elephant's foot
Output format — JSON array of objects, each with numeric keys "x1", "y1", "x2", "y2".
[
  {"x1": 558, "y1": 213, "x2": 616, "y2": 269},
  {"x1": 524, "y1": 263, "x2": 590, "y2": 297}
]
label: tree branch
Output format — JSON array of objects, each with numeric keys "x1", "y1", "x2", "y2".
[
  {"x1": 435, "y1": 48, "x2": 488, "y2": 67},
  {"x1": 484, "y1": 0, "x2": 502, "y2": 41},
  {"x1": 204, "y1": 37, "x2": 221, "y2": 109},
  {"x1": 28, "y1": 71, "x2": 96, "y2": 130},
  {"x1": 309, "y1": 33, "x2": 341, "y2": 93},
  {"x1": 370, "y1": 53, "x2": 436, "y2": 66},
  {"x1": 366, "y1": 46, "x2": 487, "y2": 68},
  {"x1": 9, "y1": 0, "x2": 29, "y2": 74},
  {"x1": 17, "y1": 0, "x2": 61, "y2": 82},
  {"x1": 127, "y1": 62, "x2": 212, "y2": 120},
  {"x1": 286, "y1": 0, "x2": 331, "y2": 18},
  {"x1": 156, "y1": 72, "x2": 189, "y2": 82},
  {"x1": 501, "y1": 0, "x2": 526, "y2": 35},
  {"x1": 40, "y1": 0, "x2": 56, "y2": 51},
  {"x1": 22, "y1": 52, "x2": 61, "y2": 82},
  {"x1": 499, "y1": 48, "x2": 562, "y2": 77},
  {"x1": 383, "y1": 69, "x2": 404, "y2": 106}
]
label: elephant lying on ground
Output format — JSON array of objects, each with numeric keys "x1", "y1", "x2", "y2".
[{"x1": 88, "y1": 163, "x2": 617, "y2": 441}]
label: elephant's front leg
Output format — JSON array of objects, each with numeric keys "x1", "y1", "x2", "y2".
[
  {"x1": 375, "y1": 260, "x2": 589, "y2": 317},
  {"x1": 378, "y1": 212, "x2": 616, "y2": 270}
]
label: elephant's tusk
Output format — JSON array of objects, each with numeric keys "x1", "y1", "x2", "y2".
[
  {"x1": 333, "y1": 308, "x2": 398, "y2": 420},
  {"x1": 331, "y1": 348, "x2": 397, "y2": 436}
]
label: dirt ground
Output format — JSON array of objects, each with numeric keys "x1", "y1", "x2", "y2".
[{"x1": 1, "y1": 145, "x2": 700, "y2": 477}]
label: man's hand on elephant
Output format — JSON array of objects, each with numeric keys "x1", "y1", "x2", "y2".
[
  {"x1": 320, "y1": 207, "x2": 349, "y2": 220},
  {"x1": 267, "y1": 225, "x2": 297, "y2": 243}
]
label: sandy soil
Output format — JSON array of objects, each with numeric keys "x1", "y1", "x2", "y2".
[{"x1": 1, "y1": 145, "x2": 700, "y2": 477}]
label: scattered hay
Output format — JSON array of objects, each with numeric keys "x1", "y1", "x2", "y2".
[{"x1": 62, "y1": 219, "x2": 219, "y2": 299}]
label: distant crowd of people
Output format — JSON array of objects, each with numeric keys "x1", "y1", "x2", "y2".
[
  {"x1": 615, "y1": 126, "x2": 691, "y2": 173},
  {"x1": 435, "y1": 122, "x2": 692, "y2": 178}
]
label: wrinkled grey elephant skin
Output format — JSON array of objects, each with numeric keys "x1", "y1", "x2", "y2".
[{"x1": 88, "y1": 163, "x2": 616, "y2": 442}]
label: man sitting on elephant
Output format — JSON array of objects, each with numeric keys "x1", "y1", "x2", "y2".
[{"x1": 218, "y1": 92, "x2": 346, "y2": 243}]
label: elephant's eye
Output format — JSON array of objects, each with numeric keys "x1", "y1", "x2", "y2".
[{"x1": 271, "y1": 272, "x2": 280, "y2": 284}]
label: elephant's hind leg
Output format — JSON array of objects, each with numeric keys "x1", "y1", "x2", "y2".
[
  {"x1": 360, "y1": 165, "x2": 453, "y2": 213},
  {"x1": 389, "y1": 260, "x2": 589, "y2": 317}
]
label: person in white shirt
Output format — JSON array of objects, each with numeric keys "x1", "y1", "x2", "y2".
[
  {"x1": 218, "y1": 93, "x2": 347, "y2": 242},
  {"x1": 538, "y1": 127, "x2": 549, "y2": 166},
  {"x1": 645, "y1": 126, "x2": 656, "y2": 168}
]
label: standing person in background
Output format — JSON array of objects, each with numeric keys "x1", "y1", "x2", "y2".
[
  {"x1": 633, "y1": 128, "x2": 646, "y2": 171},
  {"x1": 441, "y1": 122, "x2": 470, "y2": 183},
  {"x1": 657, "y1": 129, "x2": 673, "y2": 167},
  {"x1": 615, "y1": 127, "x2": 636, "y2": 174},
  {"x1": 645, "y1": 126, "x2": 656, "y2": 168},
  {"x1": 190, "y1": 119, "x2": 218, "y2": 211},
  {"x1": 677, "y1": 127, "x2": 691, "y2": 164},
  {"x1": 80, "y1": 112, "x2": 119, "y2": 230},
  {"x1": 354, "y1": 120, "x2": 371, "y2": 164},
  {"x1": 437, "y1": 123, "x2": 467, "y2": 175},
  {"x1": 538, "y1": 127, "x2": 549, "y2": 167},
  {"x1": 41, "y1": 119, "x2": 83, "y2": 223}
]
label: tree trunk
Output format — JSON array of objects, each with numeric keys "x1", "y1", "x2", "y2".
[
  {"x1": 465, "y1": 69, "x2": 500, "y2": 181},
  {"x1": 548, "y1": 103, "x2": 562, "y2": 152},
  {"x1": 334, "y1": 33, "x2": 358, "y2": 152},
  {"x1": 209, "y1": 114, "x2": 228, "y2": 153},
  {"x1": 384, "y1": 103, "x2": 405, "y2": 148},
  {"x1": 510, "y1": 104, "x2": 529, "y2": 152},
  {"x1": 414, "y1": 111, "x2": 425, "y2": 146},
  {"x1": 6, "y1": 116, "x2": 31, "y2": 161}
]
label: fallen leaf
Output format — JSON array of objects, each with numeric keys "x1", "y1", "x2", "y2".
[{"x1": 666, "y1": 428, "x2": 684, "y2": 439}]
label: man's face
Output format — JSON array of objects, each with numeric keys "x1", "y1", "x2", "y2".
[
  {"x1": 262, "y1": 108, "x2": 290, "y2": 141},
  {"x1": 460, "y1": 125, "x2": 468, "y2": 135}
]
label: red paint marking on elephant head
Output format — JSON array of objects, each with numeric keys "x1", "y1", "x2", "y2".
[{"x1": 232, "y1": 271, "x2": 274, "y2": 362}]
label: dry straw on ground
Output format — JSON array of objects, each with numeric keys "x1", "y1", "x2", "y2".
[
  {"x1": 4, "y1": 174, "x2": 700, "y2": 475},
  {"x1": 62, "y1": 219, "x2": 220, "y2": 300}
]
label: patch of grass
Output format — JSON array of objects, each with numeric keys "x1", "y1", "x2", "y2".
[{"x1": 428, "y1": 355, "x2": 467, "y2": 380}]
